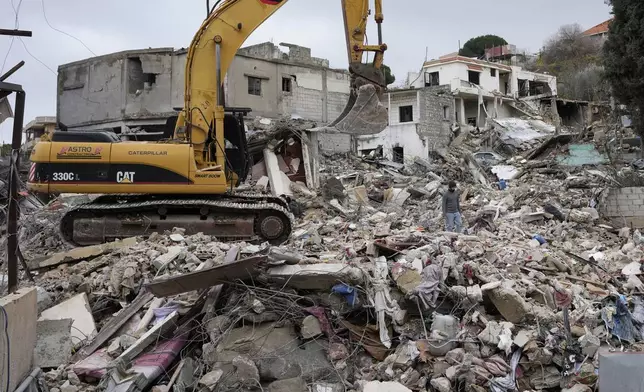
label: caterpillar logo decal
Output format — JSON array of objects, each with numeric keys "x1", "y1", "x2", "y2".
[
  {"x1": 259, "y1": 0, "x2": 283, "y2": 4},
  {"x1": 116, "y1": 171, "x2": 136, "y2": 184}
]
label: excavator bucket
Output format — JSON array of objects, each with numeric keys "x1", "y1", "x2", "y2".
[{"x1": 329, "y1": 63, "x2": 389, "y2": 135}]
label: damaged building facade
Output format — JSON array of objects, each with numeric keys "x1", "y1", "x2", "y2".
[
  {"x1": 356, "y1": 55, "x2": 563, "y2": 162},
  {"x1": 57, "y1": 42, "x2": 350, "y2": 137}
]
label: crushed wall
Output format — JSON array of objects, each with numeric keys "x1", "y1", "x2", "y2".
[
  {"x1": 58, "y1": 44, "x2": 349, "y2": 132},
  {"x1": 600, "y1": 187, "x2": 644, "y2": 228}
]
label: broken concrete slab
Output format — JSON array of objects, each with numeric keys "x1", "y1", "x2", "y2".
[
  {"x1": 37, "y1": 237, "x2": 138, "y2": 269},
  {"x1": 513, "y1": 329, "x2": 536, "y2": 348},
  {"x1": 256, "y1": 176, "x2": 270, "y2": 191},
  {"x1": 268, "y1": 377, "x2": 307, "y2": 392},
  {"x1": 111, "y1": 311, "x2": 179, "y2": 371},
  {"x1": 39, "y1": 293, "x2": 97, "y2": 347},
  {"x1": 329, "y1": 199, "x2": 355, "y2": 216},
  {"x1": 153, "y1": 246, "x2": 185, "y2": 270},
  {"x1": 301, "y1": 315, "x2": 323, "y2": 339},
  {"x1": 198, "y1": 370, "x2": 224, "y2": 389},
  {"x1": 34, "y1": 318, "x2": 73, "y2": 368},
  {"x1": 72, "y1": 290, "x2": 154, "y2": 362},
  {"x1": 267, "y1": 263, "x2": 364, "y2": 290},
  {"x1": 265, "y1": 148, "x2": 293, "y2": 197},
  {"x1": 147, "y1": 256, "x2": 267, "y2": 297},
  {"x1": 486, "y1": 285, "x2": 530, "y2": 323},
  {"x1": 363, "y1": 381, "x2": 412, "y2": 392},
  {"x1": 0, "y1": 287, "x2": 37, "y2": 392}
]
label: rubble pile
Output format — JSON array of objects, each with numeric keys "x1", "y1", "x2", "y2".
[{"x1": 6, "y1": 117, "x2": 644, "y2": 392}]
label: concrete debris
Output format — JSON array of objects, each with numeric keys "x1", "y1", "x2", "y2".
[
  {"x1": 39, "y1": 293, "x2": 97, "y2": 348},
  {"x1": 362, "y1": 380, "x2": 412, "y2": 392},
  {"x1": 34, "y1": 319, "x2": 73, "y2": 368},
  {"x1": 11, "y1": 115, "x2": 644, "y2": 392},
  {"x1": 301, "y1": 315, "x2": 323, "y2": 339}
]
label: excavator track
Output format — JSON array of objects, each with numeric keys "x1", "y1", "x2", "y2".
[{"x1": 60, "y1": 194, "x2": 294, "y2": 247}]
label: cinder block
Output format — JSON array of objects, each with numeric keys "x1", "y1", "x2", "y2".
[
  {"x1": 0, "y1": 287, "x2": 37, "y2": 392},
  {"x1": 620, "y1": 188, "x2": 633, "y2": 195}
]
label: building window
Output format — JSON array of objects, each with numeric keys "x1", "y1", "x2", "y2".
[
  {"x1": 468, "y1": 71, "x2": 480, "y2": 85},
  {"x1": 399, "y1": 105, "x2": 413, "y2": 123},
  {"x1": 424, "y1": 72, "x2": 440, "y2": 87},
  {"x1": 248, "y1": 76, "x2": 262, "y2": 96},
  {"x1": 393, "y1": 146, "x2": 404, "y2": 163},
  {"x1": 443, "y1": 105, "x2": 450, "y2": 120},
  {"x1": 490, "y1": 68, "x2": 496, "y2": 77},
  {"x1": 282, "y1": 77, "x2": 292, "y2": 92}
]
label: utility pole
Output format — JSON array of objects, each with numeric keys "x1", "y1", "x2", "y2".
[{"x1": 1, "y1": 28, "x2": 32, "y2": 294}]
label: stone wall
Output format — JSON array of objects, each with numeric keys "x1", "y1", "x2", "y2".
[
  {"x1": 417, "y1": 86, "x2": 455, "y2": 150},
  {"x1": 600, "y1": 187, "x2": 644, "y2": 228},
  {"x1": 317, "y1": 132, "x2": 352, "y2": 154}
]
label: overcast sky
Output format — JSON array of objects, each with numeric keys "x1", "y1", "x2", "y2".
[{"x1": 0, "y1": 0, "x2": 611, "y2": 142}]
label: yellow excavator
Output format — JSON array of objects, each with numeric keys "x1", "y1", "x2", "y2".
[{"x1": 27, "y1": 0, "x2": 389, "y2": 246}]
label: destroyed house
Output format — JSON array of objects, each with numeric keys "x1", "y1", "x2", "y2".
[
  {"x1": 356, "y1": 56, "x2": 561, "y2": 162},
  {"x1": 56, "y1": 42, "x2": 350, "y2": 139}
]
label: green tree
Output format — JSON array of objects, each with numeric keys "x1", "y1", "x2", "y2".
[
  {"x1": 382, "y1": 64, "x2": 395, "y2": 85},
  {"x1": 604, "y1": 0, "x2": 644, "y2": 133},
  {"x1": 459, "y1": 35, "x2": 508, "y2": 58},
  {"x1": 531, "y1": 24, "x2": 607, "y2": 101}
]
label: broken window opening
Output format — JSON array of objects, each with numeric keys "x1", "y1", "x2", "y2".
[
  {"x1": 490, "y1": 68, "x2": 497, "y2": 77},
  {"x1": 424, "y1": 72, "x2": 440, "y2": 87},
  {"x1": 399, "y1": 105, "x2": 413, "y2": 123},
  {"x1": 145, "y1": 73, "x2": 157, "y2": 86},
  {"x1": 127, "y1": 57, "x2": 144, "y2": 94},
  {"x1": 443, "y1": 106, "x2": 450, "y2": 120},
  {"x1": 282, "y1": 77, "x2": 292, "y2": 93},
  {"x1": 468, "y1": 71, "x2": 480, "y2": 85},
  {"x1": 467, "y1": 117, "x2": 477, "y2": 126},
  {"x1": 518, "y1": 79, "x2": 528, "y2": 97},
  {"x1": 392, "y1": 146, "x2": 404, "y2": 164},
  {"x1": 248, "y1": 76, "x2": 262, "y2": 96}
]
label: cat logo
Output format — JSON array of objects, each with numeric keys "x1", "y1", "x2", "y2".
[{"x1": 116, "y1": 171, "x2": 135, "y2": 184}]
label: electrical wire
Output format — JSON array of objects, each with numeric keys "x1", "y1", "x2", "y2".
[
  {"x1": 40, "y1": 0, "x2": 96, "y2": 56},
  {"x1": 0, "y1": 38, "x2": 15, "y2": 75},
  {"x1": 17, "y1": 37, "x2": 56, "y2": 75},
  {"x1": 1, "y1": 0, "x2": 24, "y2": 75}
]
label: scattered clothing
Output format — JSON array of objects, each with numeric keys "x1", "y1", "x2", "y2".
[{"x1": 411, "y1": 263, "x2": 443, "y2": 310}]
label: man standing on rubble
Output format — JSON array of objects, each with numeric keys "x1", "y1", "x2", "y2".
[{"x1": 442, "y1": 180, "x2": 462, "y2": 233}]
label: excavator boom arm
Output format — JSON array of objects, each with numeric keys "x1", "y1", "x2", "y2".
[{"x1": 177, "y1": 0, "x2": 388, "y2": 167}]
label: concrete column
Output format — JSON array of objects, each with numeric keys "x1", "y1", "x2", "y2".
[
  {"x1": 551, "y1": 96, "x2": 560, "y2": 135},
  {"x1": 322, "y1": 69, "x2": 328, "y2": 123},
  {"x1": 459, "y1": 98, "x2": 466, "y2": 125}
]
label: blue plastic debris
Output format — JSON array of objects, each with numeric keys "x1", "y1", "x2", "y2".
[
  {"x1": 332, "y1": 284, "x2": 357, "y2": 307},
  {"x1": 532, "y1": 235, "x2": 547, "y2": 245}
]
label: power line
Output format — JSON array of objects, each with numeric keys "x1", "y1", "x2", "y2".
[
  {"x1": 10, "y1": 0, "x2": 24, "y2": 29},
  {"x1": 0, "y1": 38, "x2": 15, "y2": 75},
  {"x1": 40, "y1": 0, "x2": 96, "y2": 56},
  {"x1": 18, "y1": 37, "x2": 56, "y2": 75},
  {"x1": 1, "y1": 0, "x2": 24, "y2": 75}
]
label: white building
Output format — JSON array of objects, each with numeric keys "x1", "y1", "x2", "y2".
[
  {"x1": 406, "y1": 55, "x2": 557, "y2": 128},
  {"x1": 354, "y1": 55, "x2": 560, "y2": 162}
]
